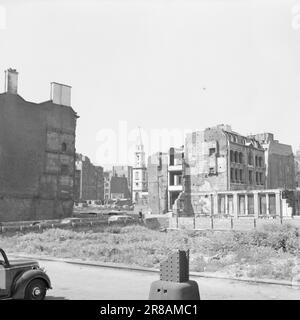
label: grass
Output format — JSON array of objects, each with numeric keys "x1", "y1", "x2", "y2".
[{"x1": 1, "y1": 223, "x2": 300, "y2": 281}]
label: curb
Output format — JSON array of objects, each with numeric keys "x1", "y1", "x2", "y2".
[{"x1": 9, "y1": 252, "x2": 300, "y2": 288}]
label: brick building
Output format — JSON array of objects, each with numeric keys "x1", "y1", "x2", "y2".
[
  {"x1": 0, "y1": 68, "x2": 78, "y2": 222},
  {"x1": 248, "y1": 133, "x2": 295, "y2": 189},
  {"x1": 74, "y1": 154, "x2": 104, "y2": 203},
  {"x1": 182, "y1": 124, "x2": 266, "y2": 215},
  {"x1": 147, "y1": 152, "x2": 169, "y2": 214},
  {"x1": 112, "y1": 165, "x2": 133, "y2": 198},
  {"x1": 168, "y1": 147, "x2": 184, "y2": 211},
  {"x1": 295, "y1": 147, "x2": 300, "y2": 188},
  {"x1": 110, "y1": 176, "x2": 131, "y2": 200},
  {"x1": 104, "y1": 171, "x2": 112, "y2": 202}
]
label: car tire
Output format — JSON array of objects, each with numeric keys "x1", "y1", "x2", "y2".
[{"x1": 24, "y1": 279, "x2": 47, "y2": 300}]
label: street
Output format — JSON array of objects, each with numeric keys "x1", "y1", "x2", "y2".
[{"x1": 34, "y1": 260, "x2": 300, "y2": 300}]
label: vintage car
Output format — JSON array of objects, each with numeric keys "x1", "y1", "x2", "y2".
[{"x1": 0, "y1": 248, "x2": 51, "y2": 300}]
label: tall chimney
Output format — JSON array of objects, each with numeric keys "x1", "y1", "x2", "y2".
[
  {"x1": 50, "y1": 82, "x2": 71, "y2": 107},
  {"x1": 5, "y1": 68, "x2": 18, "y2": 94}
]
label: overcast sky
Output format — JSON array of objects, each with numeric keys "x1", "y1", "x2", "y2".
[{"x1": 1, "y1": 0, "x2": 300, "y2": 169}]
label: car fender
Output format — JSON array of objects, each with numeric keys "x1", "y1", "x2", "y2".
[{"x1": 12, "y1": 269, "x2": 52, "y2": 299}]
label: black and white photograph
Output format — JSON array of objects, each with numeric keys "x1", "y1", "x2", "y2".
[{"x1": 0, "y1": 0, "x2": 300, "y2": 309}]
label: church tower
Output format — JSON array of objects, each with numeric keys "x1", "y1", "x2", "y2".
[{"x1": 132, "y1": 127, "x2": 148, "y2": 203}]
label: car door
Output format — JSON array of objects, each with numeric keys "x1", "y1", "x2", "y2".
[{"x1": 0, "y1": 255, "x2": 8, "y2": 297}]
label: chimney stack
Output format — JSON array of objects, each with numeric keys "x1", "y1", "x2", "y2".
[
  {"x1": 50, "y1": 82, "x2": 71, "y2": 107},
  {"x1": 5, "y1": 68, "x2": 18, "y2": 94}
]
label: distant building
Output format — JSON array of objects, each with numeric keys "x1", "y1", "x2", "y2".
[
  {"x1": 104, "y1": 171, "x2": 112, "y2": 202},
  {"x1": 182, "y1": 124, "x2": 266, "y2": 215},
  {"x1": 74, "y1": 154, "x2": 104, "y2": 203},
  {"x1": 184, "y1": 124, "x2": 266, "y2": 192},
  {"x1": 295, "y1": 147, "x2": 300, "y2": 188},
  {"x1": 147, "y1": 152, "x2": 169, "y2": 214},
  {"x1": 248, "y1": 133, "x2": 296, "y2": 190},
  {"x1": 132, "y1": 128, "x2": 148, "y2": 203},
  {"x1": 112, "y1": 165, "x2": 133, "y2": 197},
  {"x1": 110, "y1": 176, "x2": 131, "y2": 200},
  {"x1": 0, "y1": 68, "x2": 78, "y2": 222},
  {"x1": 168, "y1": 147, "x2": 184, "y2": 211}
]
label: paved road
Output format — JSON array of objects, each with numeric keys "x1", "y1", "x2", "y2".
[{"x1": 31, "y1": 260, "x2": 300, "y2": 300}]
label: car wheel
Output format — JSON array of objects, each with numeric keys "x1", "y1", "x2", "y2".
[{"x1": 24, "y1": 279, "x2": 47, "y2": 300}]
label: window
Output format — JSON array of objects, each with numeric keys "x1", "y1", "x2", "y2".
[
  {"x1": 259, "y1": 157, "x2": 263, "y2": 167},
  {"x1": 239, "y1": 152, "x2": 243, "y2": 164},
  {"x1": 61, "y1": 142, "x2": 67, "y2": 152},
  {"x1": 230, "y1": 150, "x2": 234, "y2": 162},
  {"x1": 235, "y1": 169, "x2": 238, "y2": 181},
  {"x1": 135, "y1": 171, "x2": 139, "y2": 180},
  {"x1": 259, "y1": 172, "x2": 263, "y2": 185},
  {"x1": 249, "y1": 170, "x2": 253, "y2": 184},
  {"x1": 248, "y1": 152, "x2": 253, "y2": 165},
  {"x1": 230, "y1": 168, "x2": 234, "y2": 182},
  {"x1": 255, "y1": 156, "x2": 258, "y2": 167},
  {"x1": 256, "y1": 172, "x2": 259, "y2": 185},
  {"x1": 240, "y1": 169, "x2": 243, "y2": 183},
  {"x1": 234, "y1": 151, "x2": 238, "y2": 163},
  {"x1": 209, "y1": 148, "x2": 216, "y2": 156}
]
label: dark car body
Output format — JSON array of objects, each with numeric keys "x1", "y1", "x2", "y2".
[{"x1": 0, "y1": 248, "x2": 51, "y2": 300}]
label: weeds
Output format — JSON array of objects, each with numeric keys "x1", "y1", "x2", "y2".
[{"x1": 1, "y1": 223, "x2": 300, "y2": 280}]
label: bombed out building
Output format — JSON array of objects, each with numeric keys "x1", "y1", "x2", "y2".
[
  {"x1": 0, "y1": 69, "x2": 78, "y2": 222},
  {"x1": 173, "y1": 124, "x2": 299, "y2": 218},
  {"x1": 74, "y1": 154, "x2": 104, "y2": 203}
]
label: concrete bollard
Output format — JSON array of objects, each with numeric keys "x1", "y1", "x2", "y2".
[{"x1": 149, "y1": 250, "x2": 200, "y2": 300}]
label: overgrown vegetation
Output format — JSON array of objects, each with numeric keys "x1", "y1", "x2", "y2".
[{"x1": 1, "y1": 223, "x2": 300, "y2": 281}]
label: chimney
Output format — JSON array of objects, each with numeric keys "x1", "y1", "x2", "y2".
[
  {"x1": 50, "y1": 82, "x2": 71, "y2": 107},
  {"x1": 5, "y1": 68, "x2": 18, "y2": 94}
]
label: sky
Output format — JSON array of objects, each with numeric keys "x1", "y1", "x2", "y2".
[{"x1": 1, "y1": 0, "x2": 300, "y2": 169}]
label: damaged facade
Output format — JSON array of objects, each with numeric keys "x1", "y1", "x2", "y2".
[
  {"x1": 172, "y1": 124, "x2": 298, "y2": 217},
  {"x1": 147, "y1": 152, "x2": 169, "y2": 214},
  {"x1": 168, "y1": 147, "x2": 184, "y2": 211},
  {"x1": 0, "y1": 69, "x2": 78, "y2": 222},
  {"x1": 74, "y1": 154, "x2": 104, "y2": 203}
]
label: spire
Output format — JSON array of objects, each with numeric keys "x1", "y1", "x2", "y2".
[{"x1": 136, "y1": 126, "x2": 143, "y2": 147}]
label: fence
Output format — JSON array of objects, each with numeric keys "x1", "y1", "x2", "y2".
[
  {"x1": 0, "y1": 217, "x2": 137, "y2": 234},
  {"x1": 169, "y1": 216, "x2": 300, "y2": 231}
]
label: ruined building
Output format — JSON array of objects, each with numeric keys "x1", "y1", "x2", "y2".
[
  {"x1": 168, "y1": 146, "x2": 184, "y2": 211},
  {"x1": 184, "y1": 124, "x2": 266, "y2": 194},
  {"x1": 0, "y1": 69, "x2": 78, "y2": 222},
  {"x1": 112, "y1": 165, "x2": 133, "y2": 198},
  {"x1": 248, "y1": 133, "x2": 295, "y2": 189},
  {"x1": 172, "y1": 124, "x2": 299, "y2": 217},
  {"x1": 147, "y1": 152, "x2": 169, "y2": 214},
  {"x1": 74, "y1": 154, "x2": 104, "y2": 203}
]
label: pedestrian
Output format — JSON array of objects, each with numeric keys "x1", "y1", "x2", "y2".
[{"x1": 138, "y1": 210, "x2": 143, "y2": 223}]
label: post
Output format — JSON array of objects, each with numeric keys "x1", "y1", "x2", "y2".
[
  {"x1": 211, "y1": 216, "x2": 214, "y2": 230},
  {"x1": 233, "y1": 193, "x2": 238, "y2": 218},
  {"x1": 266, "y1": 193, "x2": 270, "y2": 216},
  {"x1": 275, "y1": 191, "x2": 282, "y2": 220},
  {"x1": 225, "y1": 194, "x2": 229, "y2": 216},
  {"x1": 230, "y1": 217, "x2": 233, "y2": 229},
  {"x1": 213, "y1": 193, "x2": 218, "y2": 216},
  {"x1": 193, "y1": 214, "x2": 196, "y2": 229},
  {"x1": 253, "y1": 192, "x2": 259, "y2": 218},
  {"x1": 245, "y1": 194, "x2": 248, "y2": 216},
  {"x1": 254, "y1": 218, "x2": 256, "y2": 229}
]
